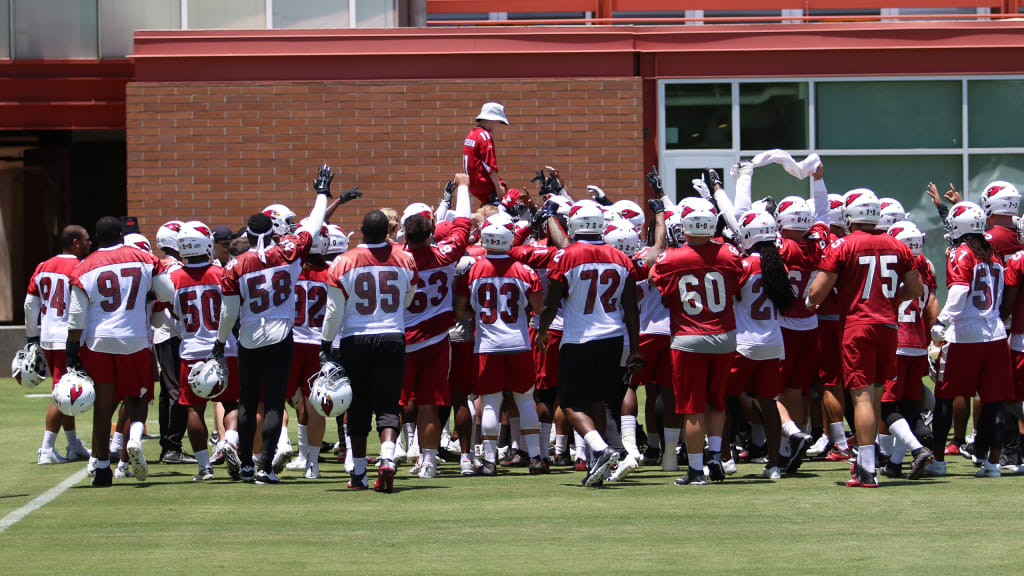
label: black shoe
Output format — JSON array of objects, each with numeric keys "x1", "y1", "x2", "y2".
[
  {"x1": 676, "y1": 446, "x2": 686, "y2": 468},
  {"x1": 210, "y1": 431, "x2": 220, "y2": 445},
  {"x1": 877, "y1": 447, "x2": 890, "y2": 468},
  {"x1": 529, "y1": 457, "x2": 550, "y2": 475},
  {"x1": 161, "y1": 450, "x2": 198, "y2": 465},
  {"x1": 92, "y1": 465, "x2": 113, "y2": 487},
  {"x1": 785, "y1": 433, "x2": 812, "y2": 474},
  {"x1": 880, "y1": 462, "x2": 903, "y2": 479},
  {"x1": 478, "y1": 461, "x2": 497, "y2": 476},
  {"x1": 641, "y1": 446, "x2": 662, "y2": 466},
  {"x1": 240, "y1": 465, "x2": 256, "y2": 483},
  {"x1": 552, "y1": 452, "x2": 573, "y2": 467},
  {"x1": 707, "y1": 457, "x2": 725, "y2": 482},
  {"x1": 742, "y1": 443, "x2": 767, "y2": 464},
  {"x1": 255, "y1": 470, "x2": 280, "y2": 485},
  {"x1": 582, "y1": 450, "x2": 618, "y2": 487},
  {"x1": 908, "y1": 447, "x2": 934, "y2": 480},
  {"x1": 674, "y1": 468, "x2": 707, "y2": 486},
  {"x1": 501, "y1": 449, "x2": 530, "y2": 467}
]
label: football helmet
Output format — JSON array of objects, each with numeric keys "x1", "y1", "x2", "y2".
[
  {"x1": 887, "y1": 220, "x2": 925, "y2": 256},
  {"x1": 826, "y1": 194, "x2": 845, "y2": 228},
  {"x1": 326, "y1": 224, "x2": 350, "y2": 256},
  {"x1": 123, "y1": 233, "x2": 152, "y2": 253},
  {"x1": 262, "y1": 204, "x2": 297, "y2": 236},
  {"x1": 481, "y1": 223, "x2": 514, "y2": 253},
  {"x1": 611, "y1": 200, "x2": 645, "y2": 233},
  {"x1": 877, "y1": 198, "x2": 907, "y2": 231},
  {"x1": 603, "y1": 220, "x2": 639, "y2": 257},
  {"x1": 947, "y1": 201, "x2": 986, "y2": 241},
  {"x1": 12, "y1": 343, "x2": 48, "y2": 388},
  {"x1": 299, "y1": 217, "x2": 329, "y2": 255},
  {"x1": 738, "y1": 210, "x2": 778, "y2": 252},
  {"x1": 842, "y1": 188, "x2": 881, "y2": 229},
  {"x1": 567, "y1": 202, "x2": 606, "y2": 237},
  {"x1": 485, "y1": 211, "x2": 515, "y2": 231},
  {"x1": 980, "y1": 180, "x2": 1021, "y2": 217},
  {"x1": 156, "y1": 221, "x2": 185, "y2": 252},
  {"x1": 401, "y1": 202, "x2": 434, "y2": 228},
  {"x1": 309, "y1": 362, "x2": 353, "y2": 418},
  {"x1": 187, "y1": 359, "x2": 228, "y2": 399},
  {"x1": 775, "y1": 196, "x2": 813, "y2": 232},
  {"x1": 665, "y1": 212, "x2": 684, "y2": 247},
  {"x1": 678, "y1": 197, "x2": 717, "y2": 237},
  {"x1": 52, "y1": 369, "x2": 96, "y2": 416},
  {"x1": 177, "y1": 223, "x2": 214, "y2": 260}
]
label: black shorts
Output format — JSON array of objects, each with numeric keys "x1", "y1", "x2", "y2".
[
  {"x1": 558, "y1": 336, "x2": 623, "y2": 413},
  {"x1": 340, "y1": 333, "x2": 406, "y2": 436}
]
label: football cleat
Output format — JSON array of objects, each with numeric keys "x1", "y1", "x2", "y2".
[
  {"x1": 907, "y1": 447, "x2": 935, "y2": 480},
  {"x1": 65, "y1": 442, "x2": 91, "y2": 462},
  {"x1": 286, "y1": 454, "x2": 308, "y2": 472},
  {"x1": 674, "y1": 468, "x2": 707, "y2": 486},
  {"x1": 880, "y1": 462, "x2": 904, "y2": 479},
  {"x1": 845, "y1": 464, "x2": 879, "y2": 488},
  {"x1": 272, "y1": 446, "x2": 293, "y2": 475},
  {"x1": 641, "y1": 446, "x2": 662, "y2": 466},
  {"x1": 707, "y1": 459, "x2": 726, "y2": 482},
  {"x1": 304, "y1": 463, "x2": 321, "y2": 479},
  {"x1": 37, "y1": 446, "x2": 69, "y2": 465},
  {"x1": 975, "y1": 461, "x2": 1001, "y2": 478},
  {"x1": 114, "y1": 461, "x2": 133, "y2": 479},
  {"x1": 807, "y1": 435, "x2": 831, "y2": 457},
  {"x1": 126, "y1": 439, "x2": 148, "y2": 482},
  {"x1": 160, "y1": 450, "x2": 197, "y2": 465},
  {"x1": 408, "y1": 457, "x2": 423, "y2": 476},
  {"x1": 924, "y1": 460, "x2": 947, "y2": 476},
  {"x1": 86, "y1": 457, "x2": 97, "y2": 476},
  {"x1": 582, "y1": 450, "x2": 618, "y2": 488},
  {"x1": 477, "y1": 461, "x2": 497, "y2": 476},
  {"x1": 223, "y1": 443, "x2": 241, "y2": 480},
  {"x1": 825, "y1": 446, "x2": 853, "y2": 462},
  {"x1": 255, "y1": 470, "x2": 281, "y2": 485},
  {"x1": 574, "y1": 458, "x2": 589, "y2": 472},
  {"x1": 608, "y1": 454, "x2": 638, "y2": 482},
  {"x1": 348, "y1": 471, "x2": 369, "y2": 490},
  {"x1": 552, "y1": 452, "x2": 573, "y2": 467},
  {"x1": 210, "y1": 442, "x2": 226, "y2": 466},
  {"x1": 417, "y1": 462, "x2": 439, "y2": 479},
  {"x1": 501, "y1": 450, "x2": 530, "y2": 467},
  {"x1": 193, "y1": 467, "x2": 215, "y2": 482},
  {"x1": 374, "y1": 460, "x2": 396, "y2": 493},
  {"x1": 92, "y1": 465, "x2": 113, "y2": 487},
  {"x1": 240, "y1": 465, "x2": 256, "y2": 483},
  {"x1": 721, "y1": 458, "x2": 737, "y2": 476},
  {"x1": 529, "y1": 456, "x2": 551, "y2": 476},
  {"x1": 761, "y1": 466, "x2": 781, "y2": 480},
  {"x1": 785, "y1": 432, "x2": 812, "y2": 474},
  {"x1": 944, "y1": 442, "x2": 961, "y2": 456},
  {"x1": 460, "y1": 460, "x2": 478, "y2": 476}
]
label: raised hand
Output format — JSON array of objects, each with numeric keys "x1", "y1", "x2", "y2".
[
  {"x1": 646, "y1": 165, "x2": 663, "y2": 195},
  {"x1": 647, "y1": 197, "x2": 665, "y2": 215},
  {"x1": 338, "y1": 186, "x2": 361, "y2": 205},
  {"x1": 691, "y1": 177, "x2": 711, "y2": 200},
  {"x1": 926, "y1": 182, "x2": 943, "y2": 207},
  {"x1": 945, "y1": 183, "x2": 961, "y2": 204},
  {"x1": 314, "y1": 163, "x2": 335, "y2": 196},
  {"x1": 443, "y1": 180, "x2": 455, "y2": 204}
]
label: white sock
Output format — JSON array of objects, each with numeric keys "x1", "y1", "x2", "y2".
[
  {"x1": 129, "y1": 421, "x2": 144, "y2": 444},
  {"x1": 297, "y1": 424, "x2": 308, "y2": 456},
  {"x1": 524, "y1": 434, "x2": 541, "y2": 458},
  {"x1": 878, "y1": 434, "x2": 894, "y2": 457},
  {"x1": 380, "y1": 441, "x2": 396, "y2": 462},
  {"x1": 278, "y1": 422, "x2": 291, "y2": 449},
  {"x1": 460, "y1": 452, "x2": 472, "y2": 464},
  {"x1": 573, "y1": 430, "x2": 586, "y2": 461},
  {"x1": 708, "y1": 435, "x2": 723, "y2": 454},
  {"x1": 889, "y1": 418, "x2": 923, "y2": 452},
  {"x1": 687, "y1": 452, "x2": 703, "y2": 470},
  {"x1": 859, "y1": 445, "x2": 876, "y2": 475},
  {"x1": 404, "y1": 423, "x2": 416, "y2": 450},
  {"x1": 196, "y1": 449, "x2": 210, "y2": 469},
  {"x1": 663, "y1": 427, "x2": 680, "y2": 454},
  {"x1": 829, "y1": 422, "x2": 848, "y2": 449},
  {"x1": 648, "y1": 431, "x2": 661, "y2": 451},
  {"x1": 64, "y1": 429, "x2": 79, "y2": 445},
  {"x1": 225, "y1": 429, "x2": 239, "y2": 447},
  {"x1": 554, "y1": 434, "x2": 567, "y2": 455},
  {"x1": 583, "y1": 430, "x2": 609, "y2": 453},
  {"x1": 483, "y1": 439, "x2": 497, "y2": 463},
  {"x1": 352, "y1": 457, "x2": 366, "y2": 476},
  {"x1": 539, "y1": 423, "x2": 553, "y2": 456},
  {"x1": 892, "y1": 437, "x2": 907, "y2": 465},
  {"x1": 782, "y1": 420, "x2": 802, "y2": 438},
  {"x1": 423, "y1": 448, "x2": 438, "y2": 467},
  {"x1": 621, "y1": 415, "x2": 640, "y2": 458},
  {"x1": 510, "y1": 417, "x2": 521, "y2": 452},
  {"x1": 96, "y1": 458, "x2": 110, "y2": 470},
  {"x1": 308, "y1": 445, "x2": 321, "y2": 465},
  {"x1": 42, "y1": 430, "x2": 57, "y2": 450},
  {"x1": 110, "y1": 431, "x2": 124, "y2": 452}
]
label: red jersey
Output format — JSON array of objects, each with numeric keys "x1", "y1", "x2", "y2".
[
  {"x1": 26, "y1": 254, "x2": 80, "y2": 350},
  {"x1": 293, "y1": 263, "x2": 330, "y2": 345},
  {"x1": 509, "y1": 240, "x2": 563, "y2": 332},
  {"x1": 985, "y1": 224, "x2": 1023, "y2": 263},
  {"x1": 463, "y1": 126, "x2": 499, "y2": 204},
  {"x1": 403, "y1": 217, "x2": 472, "y2": 351},
  {"x1": 327, "y1": 242, "x2": 418, "y2": 338},
  {"x1": 779, "y1": 222, "x2": 829, "y2": 323},
  {"x1": 221, "y1": 231, "x2": 313, "y2": 329},
  {"x1": 1004, "y1": 250, "x2": 1024, "y2": 336},
  {"x1": 547, "y1": 240, "x2": 636, "y2": 345},
  {"x1": 816, "y1": 231, "x2": 843, "y2": 319},
  {"x1": 455, "y1": 255, "x2": 542, "y2": 353},
  {"x1": 896, "y1": 255, "x2": 937, "y2": 351},
  {"x1": 466, "y1": 244, "x2": 487, "y2": 259},
  {"x1": 649, "y1": 241, "x2": 743, "y2": 341},
  {"x1": 818, "y1": 229, "x2": 914, "y2": 328}
]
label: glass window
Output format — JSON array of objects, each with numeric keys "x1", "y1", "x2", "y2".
[
  {"x1": 274, "y1": 0, "x2": 349, "y2": 28},
  {"x1": 674, "y1": 167, "x2": 725, "y2": 204},
  {"x1": 968, "y1": 81, "x2": 1024, "y2": 148},
  {"x1": 742, "y1": 161, "x2": 810, "y2": 201},
  {"x1": 816, "y1": 81, "x2": 961, "y2": 149},
  {"x1": 14, "y1": 0, "x2": 98, "y2": 58},
  {"x1": 969, "y1": 154, "x2": 1024, "y2": 199},
  {"x1": 189, "y1": 0, "x2": 265, "y2": 29},
  {"x1": 355, "y1": 0, "x2": 397, "y2": 27},
  {"x1": 740, "y1": 82, "x2": 808, "y2": 151},
  {"x1": 664, "y1": 83, "x2": 731, "y2": 150},
  {"x1": 100, "y1": 0, "x2": 180, "y2": 59},
  {"x1": 0, "y1": 0, "x2": 9, "y2": 59}
]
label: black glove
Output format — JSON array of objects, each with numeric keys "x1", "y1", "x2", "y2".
[
  {"x1": 211, "y1": 340, "x2": 226, "y2": 362},
  {"x1": 337, "y1": 186, "x2": 361, "y2": 205},
  {"x1": 443, "y1": 181, "x2": 455, "y2": 205},
  {"x1": 646, "y1": 166, "x2": 663, "y2": 195},
  {"x1": 26, "y1": 335, "x2": 40, "y2": 346},
  {"x1": 647, "y1": 198, "x2": 665, "y2": 215},
  {"x1": 320, "y1": 340, "x2": 342, "y2": 366},
  {"x1": 762, "y1": 195, "x2": 777, "y2": 215},
  {"x1": 314, "y1": 163, "x2": 335, "y2": 196},
  {"x1": 531, "y1": 207, "x2": 551, "y2": 230},
  {"x1": 66, "y1": 340, "x2": 82, "y2": 372},
  {"x1": 548, "y1": 173, "x2": 564, "y2": 195},
  {"x1": 706, "y1": 168, "x2": 723, "y2": 191}
]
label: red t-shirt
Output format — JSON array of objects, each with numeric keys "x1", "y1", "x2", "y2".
[
  {"x1": 1004, "y1": 250, "x2": 1024, "y2": 335},
  {"x1": 463, "y1": 126, "x2": 499, "y2": 204},
  {"x1": 897, "y1": 255, "x2": 937, "y2": 350},
  {"x1": 779, "y1": 222, "x2": 829, "y2": 320},
  {"x1": 649, "y1": 241, "x2": 743, "y2": 337},
  {"x1": 403, "y1": 217, "x2": 472, "y2": 351},
  {"x1": 818, "y1": 229, "x2": 914, "y2": 328},
  {"x1": 985, "y1": 224, "x2": 1023, "y2": 263}
]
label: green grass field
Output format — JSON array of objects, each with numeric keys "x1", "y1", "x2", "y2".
[{"x1": 1, "y1": 379, "x2": 1021, "y2": 575}]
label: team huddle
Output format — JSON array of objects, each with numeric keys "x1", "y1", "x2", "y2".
[{"x1": 12, "y1": 121, "x2": 1024, "y2": 490}]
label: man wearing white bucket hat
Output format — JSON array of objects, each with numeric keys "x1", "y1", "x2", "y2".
[{"x1": 463, "y1": 102, "x2": 509, "y2": 207}]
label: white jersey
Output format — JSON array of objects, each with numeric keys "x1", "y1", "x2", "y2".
[
  {"x1": 26, "y1": 254, "x2": 79, "y2": 350},
  {"x1": 458, "y1": 255, "x2": 542, "y2": 354},
  {"x1": 326, "y1": 243, "x2": 418, "y2": 338},
  {"x1": 169, "y1": 263, "x2": 238, "y2": 360},
  {"x1": 634, "y1": 251, "x2": 670, "y2": 336},
  {"x1": 547, "y1": 240, "x2": 635, "y2": 345},
  {"x1": 292, "y1": 266, "x2": 330, "y2": 345},
  {"x1": 153, "y1": 256, "x2": 182, "y2": 344},
  {"x1": 939, "y1": 244, "x2": 1007, "y2": 344},
  {"x1": 734, "y1": 254, "x2": 785, "y2": 361}
]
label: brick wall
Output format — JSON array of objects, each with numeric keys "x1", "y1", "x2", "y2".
[{"x1": 126, "y1": 79, "x2": 644, "y2": 240}]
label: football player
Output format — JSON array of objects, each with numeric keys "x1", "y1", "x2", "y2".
[
  {"x1": 23, "y1": 225, "x2": 92, "y2": 464},
  {"x1": 816, "y1": 194, "x2": 852, "y2": 460}
]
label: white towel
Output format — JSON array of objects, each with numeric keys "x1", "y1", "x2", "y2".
[{"x1": 731, "y1": 149, "x2": 821, "y2": 180}]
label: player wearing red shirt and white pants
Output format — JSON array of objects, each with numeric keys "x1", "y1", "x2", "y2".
[
  {"x1": 401, "y1": 175, "x2": 473, "y2": 479},
  {"x1": 808, "y1": 189, "x2": 922, "y2": 487},
  {"x1": 321, "y1": 210, "x2": 418, "y2": 493},
  {"x1": 651, "y1": 198, "x2": 743, "y2": 486},
  {"x1": 463, "y1": 102, "x2": 508, "y2": 205},
  {"x1": 536, "y1": 203, "x2": 643, "y2": 488},
  {"x1": 66, "y1": 217, "x2": 173, "y2": 487},
  {"x1": 24, "y1": 225, "x2": 92, "y2": 464},
  {"x1": 931, "y1": 202, "x2": 1013, "y2": 478},
  {"x1": 455, "y1": 222, "x2": 546, "y2": 476},
  {"x1": 216, "y1": 167, "x2": 330, "y2": 484}
]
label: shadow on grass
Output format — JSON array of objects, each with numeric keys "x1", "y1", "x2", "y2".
[
  {"x1": 325, "y1": 485, "x2": 451, "y2": 493},
  {"x1": 0, "y1": 493, "x2": 30, "y2": 499}
]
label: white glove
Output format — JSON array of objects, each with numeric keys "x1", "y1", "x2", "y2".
[
  {"x1": 930, "y1": 322, "x2": 947, "y2": 343},
  {"x1": 587, "y1": 185, "x2": 606, "y2": 200},
  {"x1": 691, "y1": 178, "x2": 711, "y2": 200}
]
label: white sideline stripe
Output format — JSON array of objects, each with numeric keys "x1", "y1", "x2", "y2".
[
  {"x1": 24, "y1": 394, "x2": 50, "y2": 398},
  {"x1": 0, "y1": 466, "x2": 89, "y2": 535}
]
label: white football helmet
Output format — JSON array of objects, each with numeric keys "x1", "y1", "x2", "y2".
[
  {"x1": 401, "y1": 202, "x2": 434, "y2": 228},
  {"x1": 842, "y1": 188, "x2": 881, "y2": 229},
  {"x1": 481, "y1": 223, "x2": 514, "y2": 253},
  {"x1": 738, "y1": 210, "x2": 778, "y2": 252},
  {"x1": 187, "y1": 359, "x2": 228, "y2": 399},
  {"x1": 568, "y1": 202, "x2": 606, "y2": 237},
  {"x1": 299, "y1": 217, "x2": 329, "y2": 255},
  {"x1": 156, "y1": 221, "x2": 184, "y2": 252},
  {"x1": 326, "y1": 224, "x2": 350, "y2": 256},
  {"x1": 546, "y1": 195, "x2": 572, "y2": 218},
  {"x1": 887, "y1": 220, "x2": 925, "y2": 256},
  {"x1": 603, "y1": 220, "x2": 639, "y2": 257},
  {"x1": 827, "y1": 194, "x2": 845, "y2": 228},
  {"x1": 678, "y1": 197, "x2": 717, "y2": 237},
  {"x1": 775, "y1": 196, "x2": 813, "y2": 232},
  {"x1": 980, "y1": 180, "x2": 1021, "y2": 217},
  {"x1": 262, "y1": 204, "x2": 297, "y2": 236},
  {"x1": 947, "y1": 201, "x2": 987, "y2": 241},
  {"x1": 12, "y1": 343, "x2": 48, "y2": 388},
  {"x1": 611, "y1": 200, "x2": 645, "y2": 234},
  {"x1": 123, "y1": 233, "x2": 152, "y2": 253},
  {"x1": 309, "y1": 362, "x2": 353, "y2": 418},
  {"x1": 177, "y1": 223, "x2": 214, "y2": 260},
  {"x1": 877, "y1": 198, "x2": 907, "y2": 231},
  {"x1": 485, "y1": 211, "x2": 515, "y2": 231},
  {"x1": 52, "y1": 369, "x2": 96, "y2": 416}
]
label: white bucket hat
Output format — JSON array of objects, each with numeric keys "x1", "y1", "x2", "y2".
[{"x1": 476, "y1": 102, "x2": 509, "y2": 126}]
